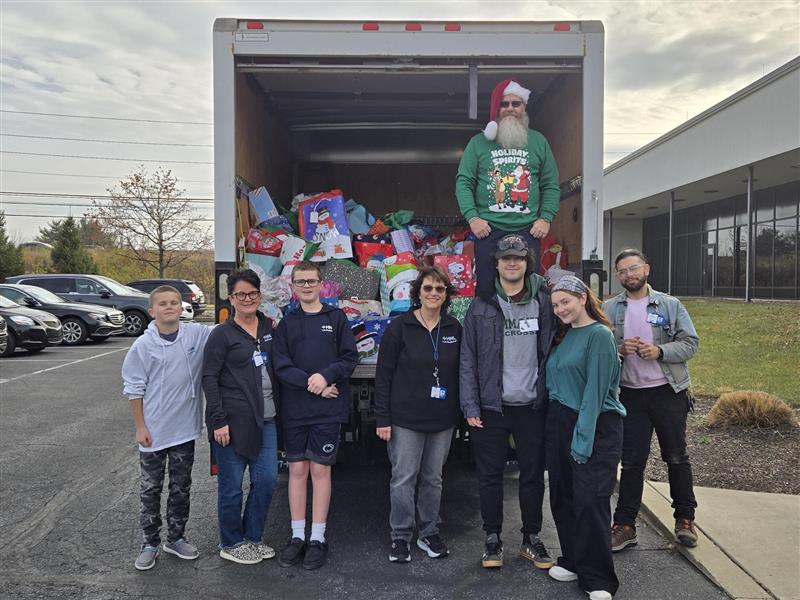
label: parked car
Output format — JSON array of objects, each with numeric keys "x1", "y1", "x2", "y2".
[
  {"x1": 126, "y1": 279, "x2": 207, "y2": 316},
  {"x1": 0, "y1": 284, "x2": 125, "y2": 345},
  {"x1": 0, "y1": 316, "x2": 7, "y2": 356},
  {"x1": 6, "y1": 274, "x2": 152, "y2": 336},
  {"x1": 180, "y1": 301, "x2": 194, "y2": 321},
  {"x1": 0, "y1": 295, "x2": 63, "y2": 357}
]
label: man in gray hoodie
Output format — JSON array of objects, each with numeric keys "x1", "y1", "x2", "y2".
[
  {"x1": 122, "y1": 286, "x2": 213, "y2": 571},
  {"x1": 460, "y1": 234, "x2": 556, "y2": 570}
]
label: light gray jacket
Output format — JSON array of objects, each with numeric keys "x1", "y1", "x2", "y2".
[{"x1": 602, "y1": 286, "x2": 699, "y2": 392}]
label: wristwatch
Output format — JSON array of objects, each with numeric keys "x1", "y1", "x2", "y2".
[{"x1": 657, "y1": 347, "x2": 664, "y2": 360}]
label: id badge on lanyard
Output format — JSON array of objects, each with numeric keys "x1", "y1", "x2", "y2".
[
  {"x1": 252, "y1": 338, "x2": 268, "y2": 367},
  {"x1": 425, "y1": 318, "x2": 447, "y2": 400}
]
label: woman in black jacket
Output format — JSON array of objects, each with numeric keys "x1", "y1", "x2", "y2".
[
  {"x1": 375, "y1": 266, "x2": 462, "y2": 563},
  {"x1": 203, "y1": 269, "x2": 279, "y2": 566}
]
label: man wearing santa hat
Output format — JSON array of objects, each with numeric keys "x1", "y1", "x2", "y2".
[{"x1": 456, "y1": 79, "x2": 561, "y2": 298}]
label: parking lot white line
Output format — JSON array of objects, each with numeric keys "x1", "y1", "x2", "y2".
[
  {"x1": 0, "y1": 347, "x2": 129, "y2": 384},
  {"x1": 0, "y1": 359, "x2": 75, "y2": 362}
]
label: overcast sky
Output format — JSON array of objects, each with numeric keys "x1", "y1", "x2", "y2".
[{"x1": 1, "y1": 0, "x2": 798, "y2": 240}]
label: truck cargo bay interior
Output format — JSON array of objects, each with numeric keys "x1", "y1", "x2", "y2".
[{"x1": 234, "y1": 58, "x2": 584, "y2": 263}]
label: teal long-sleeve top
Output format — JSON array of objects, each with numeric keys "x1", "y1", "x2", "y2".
[{"x1": 545, "y1": 322, "x2": 626, "y2": 464}]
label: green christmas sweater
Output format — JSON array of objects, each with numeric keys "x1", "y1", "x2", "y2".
[{"x1": 455, "y1": 130, "x2": 560, "y2": 231}]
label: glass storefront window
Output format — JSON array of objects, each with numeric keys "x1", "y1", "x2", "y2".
[
  {"x1": 755, "y1": 224, "x2": 774, "y2": 290},
  {"x1": 774, "y1": 217, "x2": 798, "y2": 299},
  {"x1": 756, "y1": 189, "x2": 774, "y2": 223},
  {"x1": 775, "y1": 183, "x2": 799, "y2": 220},
  {"x1": 718, "y1": 198, "x2": 734, "y2": 228}
]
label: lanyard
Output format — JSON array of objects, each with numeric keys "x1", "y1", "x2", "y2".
[{"x1": 419, "y1": 312, "x2": 442, "y2": 387}]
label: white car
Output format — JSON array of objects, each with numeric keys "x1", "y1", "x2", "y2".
[{"x1": 180, "y1": 301, "x2": 194, "y2": 321}]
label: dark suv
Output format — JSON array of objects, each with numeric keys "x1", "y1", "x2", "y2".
[
  {"x1": 126, "y1": 278, "x2": 207, "y2": 316},
  {"x1": 7, "y1": 274, "x2": 152, "y2": 336},
  {"x1": 0, "y1": 284, "x2": 125, "y2": 345}
]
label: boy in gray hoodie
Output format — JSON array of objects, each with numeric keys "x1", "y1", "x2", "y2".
[{"x1": 122, "y1": 285, "x2": 213, "y2": 570}]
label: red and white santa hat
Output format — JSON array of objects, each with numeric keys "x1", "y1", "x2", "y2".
[{"x1": 483, "y1": 79, "x2": 531, "y2": 141}]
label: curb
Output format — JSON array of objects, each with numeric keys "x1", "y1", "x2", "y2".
[{"x1": 638, "y1": 480, "x2": 775, "y2": 600}]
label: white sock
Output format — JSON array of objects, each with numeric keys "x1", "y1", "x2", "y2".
[
  {"x1": 291, "y1": 519, "x2": 306, "y2": 540},
  {"x1": 310, "y1": 522, "x2": 326, "y2": 543}
]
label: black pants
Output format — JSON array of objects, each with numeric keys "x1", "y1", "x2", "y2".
[
  {"x1": 614, "y1": 384, "x2": 697, "y2": 526},
  {"x1": 470, "y1": 405, "x2": 547, "y2": 537},
  {"x1": 474, "y1": 227, "x2": 541, "y2": 298},
  {"x1": 139, "y1": 440, "x2": 195, "y2": 546},
  {"x1": 547, "y1": 401, "x2": 622, "y2": 595}
]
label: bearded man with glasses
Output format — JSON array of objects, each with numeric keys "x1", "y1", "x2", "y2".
[
  {"x1": 602, "y1": 248, "x2": 700, "y2": 552},
  {"x1": 456, "y1": 78, "x2": 561, "y2": 298}
]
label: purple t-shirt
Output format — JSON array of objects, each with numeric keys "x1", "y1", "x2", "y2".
[{"x1": 620, "y1": 297, "x2": 669, "y2": 389}]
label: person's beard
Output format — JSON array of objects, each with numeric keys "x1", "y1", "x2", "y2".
[
  {"x1": 622, "y1": 274, "x2": 648, "y2": 293},
  {"x1": 496, "y1": 112, "x2": 530, "y2": 149}
]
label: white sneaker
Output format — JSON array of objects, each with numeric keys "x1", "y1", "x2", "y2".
[
  {"x1": 219, "y1": 543, "x2": 262, "y2": 565},
  {"x1": 251, "y1": 542, "x2": 276, "y2": 560},
  {"x1": 549, "y1": 565, "x2": 578, "y2": 582},
  {"x1": 588, "y1": 592, "x2": 613, "y2": 600}
]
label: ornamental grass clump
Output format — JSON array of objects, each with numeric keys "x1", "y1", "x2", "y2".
[{"x1": 706, "y1": 391, "x2": 798, "y2": 429}]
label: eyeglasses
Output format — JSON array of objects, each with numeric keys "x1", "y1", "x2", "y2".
[
  {"x1": 497, "y1": 236, "x2": 528, "y2": 252},
  {"x1": 499, "y1": 100, "x2": 523, "y2": 108},
  {"x1": 231, "y1": 290, "x2": 260, "y2": 301},
  {"x1": 422, "y1": 284, "x2": 446, "y2": 293},
  {"x1": 292, "y1": 279, "x2": 320, "y2": 287},
  {"x1": 615, "y1": 264, "x2": 645, "y2": 277}
]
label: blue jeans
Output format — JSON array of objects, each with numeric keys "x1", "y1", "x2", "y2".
[{"x1": 213, "y1": 420, "x2": 278, "y2": 548}]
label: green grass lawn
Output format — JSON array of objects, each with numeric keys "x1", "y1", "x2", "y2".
[{"x1": 681, "y1": 299, "x2": 800, "y2": 406}]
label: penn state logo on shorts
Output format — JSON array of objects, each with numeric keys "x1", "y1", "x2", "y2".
[{"x1": 322, "y1": 442, "x2": 335, "y2": 454}]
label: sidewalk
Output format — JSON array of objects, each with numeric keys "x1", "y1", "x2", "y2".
[{"x1": 640, "y1": 481, "x2": 800, "y2": 600}]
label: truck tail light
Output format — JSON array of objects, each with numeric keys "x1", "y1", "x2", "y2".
[
  {"x1": 246, "y1": 21, "x2": 264, "y2": 30},
  {"x1": 553, "y1": 23, "x2": 571, "y2": 31}
]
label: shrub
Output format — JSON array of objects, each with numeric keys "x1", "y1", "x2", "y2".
[{"x1": 706, "y1": 391, "x2": 798, "y2": 429}]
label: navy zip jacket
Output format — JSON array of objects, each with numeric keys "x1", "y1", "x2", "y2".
[
  {"x1": 374, "y1": 309, "x2": 462, "y2": 432},
  {"x1": 202, "y1": 312, "x2": 279, "y2": 461},
  {"x1": 273, "y1": 304, "x2": 358, "y2": 427}
]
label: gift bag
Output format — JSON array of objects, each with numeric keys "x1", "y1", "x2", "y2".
[
  {"x1": 321, "y1": 259, "x2": 381, "y2": 300},
  {"x1": 434, "y1": 254, "x2": 475, "y2": 297},
  {"x1": 351, "y1": 316, "x2": 393, "y2": 364},
  {"x1": 339, "y1": 298, "x2": 384, "y2": 321},
  {"x1": 540, "y1": 234, "x2": 568, "y2": 275},
  {"x1": 390, "y1": 228, "x2": 415, "y2": 255},
  {"x1": 246, "y1": 225, "x2": 291, "y2": 256},
  {"x1": 248, "y1": 186, "x2": 280, "y2": 224},
  {"x1": 354, "y1": 240, "x2": 395, "y2": 269},
  {"x1": 298, "y1": 191, "x2": 353, "y2": 261},
  {"x1": 382, "y1": 252, "x2": 418, "y2": 314},
  {"x1": 247, "y1": 252, "x2": 283, "y2": 279},
  {"x1": 448, "y1": 297, "x2": 474, "y2": 326}
]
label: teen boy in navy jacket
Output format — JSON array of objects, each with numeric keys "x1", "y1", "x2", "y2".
[{"x1": 273, "y1": 261, "x2": 358, "y2": 570}]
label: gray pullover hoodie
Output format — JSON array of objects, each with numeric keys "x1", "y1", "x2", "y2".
[{"x1": 122, "y1": 321, "x2": 212, "y2": 452}]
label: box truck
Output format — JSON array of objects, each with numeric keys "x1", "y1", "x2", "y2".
[{"x1": 212, "y1": 18, "x2": 605, "y2": 452}]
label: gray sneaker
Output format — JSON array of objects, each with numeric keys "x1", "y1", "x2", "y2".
[
  {"x1": 135, "y1": 545, "x2": 159, "y2": 571},
  {"x1": 250, "y1": 542, "x2": 276, "y2": 560},
  {"x1": 220, "y1": 542, "x2": 263, "y2": 565},
  {"x1": 163, "y1": 538, "x2": 199, "y2": 560}
]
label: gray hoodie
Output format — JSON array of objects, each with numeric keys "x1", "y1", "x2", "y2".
[{"x1": 122, "y1": 321, "x2": 213, "y2": 452}]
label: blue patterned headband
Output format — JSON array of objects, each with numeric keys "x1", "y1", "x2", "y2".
[{"x1": 552, "y1": 275, "x2": 588, "y2": 295}]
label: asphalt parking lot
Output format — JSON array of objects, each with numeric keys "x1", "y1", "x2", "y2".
[{"x1": 0, "y1": 336, "x2": 728, "y2": 599}]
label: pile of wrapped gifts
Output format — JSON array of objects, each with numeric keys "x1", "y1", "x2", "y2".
[{"x1": 241, "y1": 186, "x2": 479, "y2": 364}]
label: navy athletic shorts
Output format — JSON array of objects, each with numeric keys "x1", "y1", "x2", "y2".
[{"x1": 283, "y1": 422, "x2": 342, "y2": 465}]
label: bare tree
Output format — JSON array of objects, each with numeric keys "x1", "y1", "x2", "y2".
[{"x1": 94, "y1": 166, "x2": 212, "y2": 277}]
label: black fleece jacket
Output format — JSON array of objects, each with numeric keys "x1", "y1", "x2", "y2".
[
  {"x1": 272, "y1": 304, "x2": 358, "y2": 427},
  {"x1": 374, "y1": 309, "x2": 462, "y2": 432},
  {"x1": 202, "y1": 312, "x2": 279, "y2": 461}
]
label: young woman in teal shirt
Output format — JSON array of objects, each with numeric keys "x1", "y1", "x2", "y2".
[{"x1": 544, "y1": 275, "x2": 626, "y2": 600}]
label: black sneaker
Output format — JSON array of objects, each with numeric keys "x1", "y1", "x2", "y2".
[
  {"x1": 302, "y1": 540, "x2": 329, "y2": 570},
  {"x1": 278, "y1": 537, "x2": 306, "y2": 568},
  {"x1": 519, "y1": 535, "x2": 555, "y2": 569},
  {"x1": 417, "y1": 534, "x2": 449, "y2": 558},
  {"x1": 389, "y1": 539, "x2": 411, "y2": 563},
  {"x1": 481, "y1": 533, "x2": 503, "y2": 568}
]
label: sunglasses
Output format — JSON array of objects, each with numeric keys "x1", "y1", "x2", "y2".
[
  {"x1": 292, "y1": 278, "x2": 320, "y2": 287},
  {"x1": 500, "y1": 100, "x2": 523, "y2": 108},
  {"x1": 231, "y1": 290, "x2": 260, "y2": 301},
  {"x1": 422, "y1": 284, "x2": 446, "y2": 293},
  {"x1": 497, "y1": 236, "x2": 528, "y2": 252}
]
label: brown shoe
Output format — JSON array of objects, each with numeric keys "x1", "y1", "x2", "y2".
[
  {"x1": 675, "y1": 519, "x2": 698, "y2": 547},
  {"x1": 611, "y1": 523, "x2": 638, "y2": 552}
]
